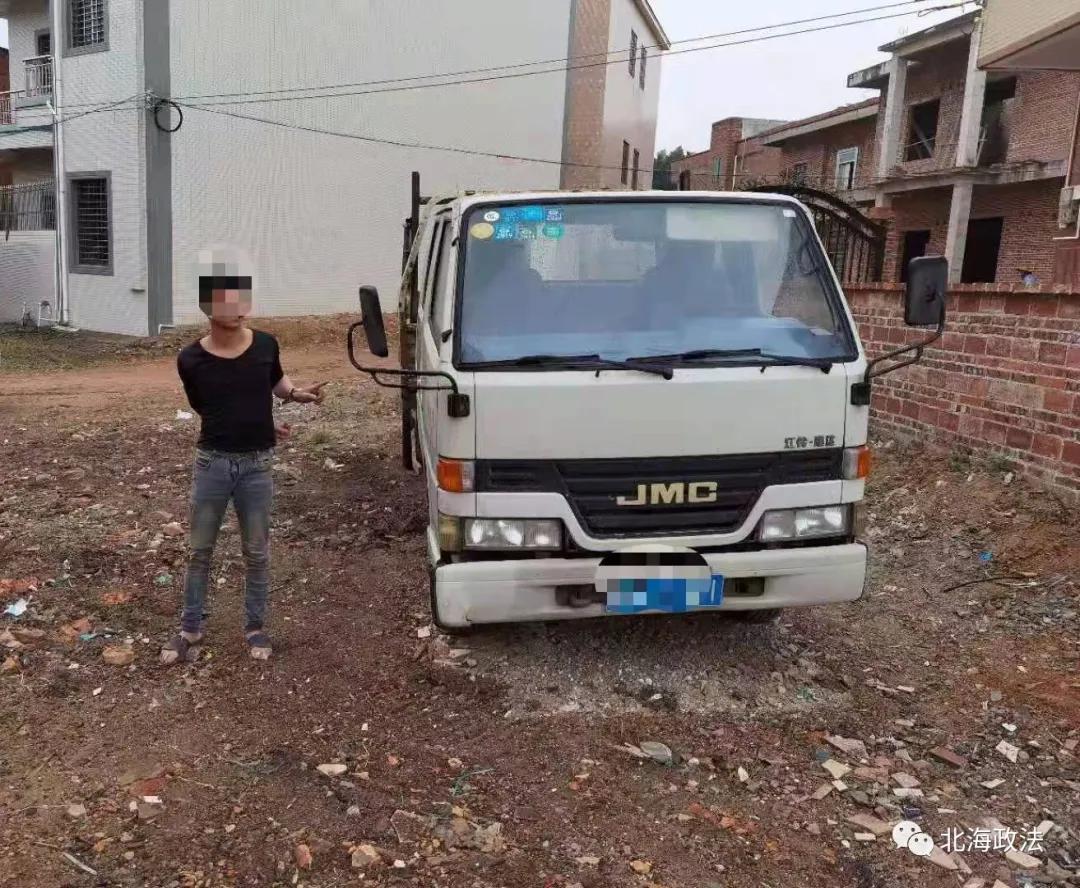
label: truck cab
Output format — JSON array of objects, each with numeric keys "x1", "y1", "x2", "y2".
[{"x1": 350, "y1": 185, "x2": 945, "y2": 629}]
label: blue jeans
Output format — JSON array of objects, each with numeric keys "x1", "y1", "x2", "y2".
[{"x1": 180, "y1": 448, "x2": 274, "y2": 634}]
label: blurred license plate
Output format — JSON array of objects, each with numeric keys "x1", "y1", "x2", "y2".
[{"x1": 596, "y1": 548, "x2": 724, "y2": 614}]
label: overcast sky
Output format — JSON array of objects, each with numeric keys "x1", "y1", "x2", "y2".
[
  {"x1": 651, "y1": 0, "x2": 975, "y2": 152},
  {"x1": 0, "y1": 3, "x2": 973, "y2": 156}
]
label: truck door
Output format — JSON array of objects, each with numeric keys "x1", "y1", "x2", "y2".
[{"x1": 416, "y1": 214, "x2": 452, "y2": 483}]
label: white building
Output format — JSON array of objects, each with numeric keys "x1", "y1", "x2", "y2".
[{"x1": 0, "y1": 0, "x2": 668, "y2": 335}]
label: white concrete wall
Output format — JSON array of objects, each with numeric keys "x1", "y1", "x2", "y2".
[
  {"x1": 58, "y1": 0, "x2": 149, "y2": 336},
  {"x1": 169, "y1": 0, "x2": 573, "y2": 322},
  {"x1": 980, "y1": 0, "x2": 1080, "y2": 66},
  {"x1": 598, "y1": 0, "x2": 661, "y2": 189},
  {"x1": 0, "y1": 230, "x2": 55, "y2": 324}
]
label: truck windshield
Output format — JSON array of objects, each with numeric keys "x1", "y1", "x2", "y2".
[{"x1": 456, "y1": 200, "x2": 855, "y2": 367}]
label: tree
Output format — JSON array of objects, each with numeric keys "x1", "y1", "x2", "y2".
[{"x1": 652, "y1": 146, "x2": 686, "y2": 190}]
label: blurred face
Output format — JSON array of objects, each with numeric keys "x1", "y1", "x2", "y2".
[{"x1": 199, "y1": 276, "x2": 252, "y2": 328}]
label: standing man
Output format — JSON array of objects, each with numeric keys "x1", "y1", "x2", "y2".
[{"x1": 162, "y1": 263, "x2": 326, "y2": 663}]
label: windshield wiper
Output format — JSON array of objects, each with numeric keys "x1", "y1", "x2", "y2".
[
  {"x1": 628, "y1": 348, "x2": 833, "y2": 373},
  {"x1": 472, "y1": 353, "x2": 673, "y2": 379}
]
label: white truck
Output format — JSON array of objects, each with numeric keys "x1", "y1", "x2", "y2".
[{"x1": 349, "y1": 176, "x2": 946, "y2": 630}]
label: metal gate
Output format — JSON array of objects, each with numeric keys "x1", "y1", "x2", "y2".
[{"x1": 748, "y1": 185, "x2": 885, "y2": 283}]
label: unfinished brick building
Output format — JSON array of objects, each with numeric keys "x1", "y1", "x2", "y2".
[{"x1": 671, "y1": 11, "x2": 1080, "y2": 288}]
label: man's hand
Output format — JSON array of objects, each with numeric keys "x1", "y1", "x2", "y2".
[
  {"x1": 291, "y1": 382, "x2": 329, "y2": 405},
  {"x1": 275, "y1": 422, "x2": 292, "y2": 441}
]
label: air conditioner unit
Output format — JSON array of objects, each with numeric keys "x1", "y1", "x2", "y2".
[{"x1": 1059, "y1": 186, "x2": 1079, "y2": 228}]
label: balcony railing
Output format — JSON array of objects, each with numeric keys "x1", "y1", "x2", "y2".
[
  {"x1": 0, "y1": 90, "x2": 16, "y2": 126},
  {"x1": 24, "y1": 55, "x2": 53, "y2": 99},
  {"x1": 0, "y1": 180, "x2": 58, "y2": 232},
  {"x1": 0, "y1": 57, "x2": 54, "y2": 126}
]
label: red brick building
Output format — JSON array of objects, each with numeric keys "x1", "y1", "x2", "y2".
[
  {"x1": 671, "y1": 11, "x2": 1080, "y2": 287},
  {"x1": 669, "y1": 116, "x2": 787, "y2": 191}
]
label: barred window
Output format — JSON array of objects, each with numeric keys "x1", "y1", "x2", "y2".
[
  {"x1": 70, "y1": 175, "x2": 111, "y2": 272},
  {"x1": 629, "y1": 30, "x2": 637, "y2": 76},
  {"x1": 639, "y1": 46, "x2": 647, "y2": 89},
  {"x1": 69, "y1": 0, "x2": 106, "y2": 50}
]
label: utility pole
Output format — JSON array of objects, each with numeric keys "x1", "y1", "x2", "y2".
[{"x1": 48, "y1": 0, "x2": 69, "y2": 326}]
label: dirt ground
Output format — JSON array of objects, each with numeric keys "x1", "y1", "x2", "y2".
[{"x1": 0, "y1": 326, "x2": 1077, "y2": 888}]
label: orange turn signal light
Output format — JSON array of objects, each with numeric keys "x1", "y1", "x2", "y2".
[
  {"x1": 436, "y1": 458, "x2": 475, "y2": 492},
  {"x1": 843, "y1": 445, "x2": 872, "y2": 480}
]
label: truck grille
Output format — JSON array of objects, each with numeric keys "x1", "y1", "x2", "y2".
[{"x1": 476, "y1": 450, "x2": 843, "y2": 538}]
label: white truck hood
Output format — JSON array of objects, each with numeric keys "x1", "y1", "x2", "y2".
[{"x1": 472, "y1": 364, "x2": 852, "y2": 459}]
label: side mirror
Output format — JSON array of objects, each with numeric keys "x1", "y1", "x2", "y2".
[
  {"x1": 904, "y1": 256, "x2": 948, "y2": 327},
  {"x1": 358, "y1": 285, "x2": 388, "y2": 357}
]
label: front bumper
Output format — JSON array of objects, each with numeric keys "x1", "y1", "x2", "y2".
[{"x1": 432, "y1": 542, "x2": 867, "y2": 627}]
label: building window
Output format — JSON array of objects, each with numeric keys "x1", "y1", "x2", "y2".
[
  {"x1": 632, "y1": 149, "x2": 640, "y2": 189},
  {"x1": 621, "y1": 141, "x2": 630, "y2": 185},
  {"x1": 629, "y1": 30, "x2": 637, "y2": 76},
  {"x1": 678, "y1": 169, "x2": 691, "y2": 190},
  {"x1": 899, "y1": 230, "x2": 931, "y2": 282},
  {"x1": 835, "y1": 147, "x2": 859, "y2": 190},
  {"x1": 69, "y1": 173, "x2": 112, "y2": 274},
  {"x1": 639, "y1": 46, "x2": 647, "y2": 89},
  {"x1": 904, "y1": 99, "x2": 940, "y2": 161},
  {"x1": 35, "y1": 29, "x2": 51, "y2": 56},
  {"x1": 788, "y1": 162, "x2": 808, "y2": 186},
  {"x1": 712, "y1": 157, "x2": 723, "y2": 182},
  {"x1": 961, "y1": 217, "x2": 1004, "y2": 283},
  {"x1": 67, "y1": 0, "x2": 107, "y2": 54}
]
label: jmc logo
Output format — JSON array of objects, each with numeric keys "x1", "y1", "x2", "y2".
[{"x1": 616, "y1": 482, "x2": 718, "y2": 507}]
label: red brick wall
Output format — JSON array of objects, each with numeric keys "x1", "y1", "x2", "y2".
[
  {"x1": 561, "y1": 0, "x2": 612, "y2": 190},
  {"x1": 971, "y1": 179, "x2": 1065, "y2": 284},
  {"x1": 892, "y1": 41, "x2": 969, "y2": 176},
  {"x1": 778, "y1": 117, "x2": 878, "y2": 191},
  {"x1": 848, "y1": 283, "x2": 1080, "y2": 498},
  {"x1": 880, "y1": 179, "x2": 1063, "y2": 283},
  {"x1": 881, "y1": 188, "x2": 953, "y2": 281},
  {"x1": 670, "y1": 118, "x2": 742, "y2": 190},
  {"x1": 735, "y1": 135, "x2": 784, "y2": 185},
  {"x1": 669, "y1": 119, "x2": 784, "y2": 191},
  {"x1": 1005, "y1": 71, "x2": 1080, "y2": 165}
]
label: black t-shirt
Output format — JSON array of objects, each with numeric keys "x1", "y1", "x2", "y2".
[{"x1": 177, "y1": 330, "x2": 284, "y2": 452}]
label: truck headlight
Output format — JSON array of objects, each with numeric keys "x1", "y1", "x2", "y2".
[
  {"x1": 758, "y1": 505, "x2": 850, "y2": 542},
  {"x1": 463, "y1": 518, "x2": 562, "y2": 551}
]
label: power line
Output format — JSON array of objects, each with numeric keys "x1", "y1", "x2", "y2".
[
  {"x1": 176, "y1": 100, "x2": 652, "y2": 177},
  {"x1": 172, "y1": 1, "x2": 968, "y2": 177},
  {"x1": 174, "y1": 1, "x2": 969, "y2": 108},
  {"x1": 24, "y1": 0, "x2": 969, "y2": 120}
]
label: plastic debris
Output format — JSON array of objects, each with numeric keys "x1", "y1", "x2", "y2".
[{"x1": 3, "y1": 598, "x2": 29, "y2": 618}]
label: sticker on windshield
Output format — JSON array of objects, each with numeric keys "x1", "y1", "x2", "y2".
[
  {"x1": 516, "y1": 225, "x2": 537, "y2": 240},
  {"x1": 521, "y1": 206, "x2": 545, "y2": 223},
  {"x1": 483, "y1": 210, "x2": 500, "y2": 223},
  {"x1": 469, "y1": 222, "x2": 495, "y2": 240},
  {"x1": 501, "y1": 207, "x2": 522, "y2": 224},
  {"x1": 494, "y1": 224, "x2": 515, "y2": 241},
  {"x1": 542, "y1": 223, "x2": 564, "y2": 239},
  {"x1": 545, "y1": 208, "x2": 564, "y2": 222},
  {"x1": 783, "y1": 209, "x2": 797, "y2": 217}
]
